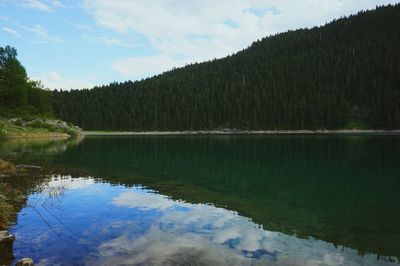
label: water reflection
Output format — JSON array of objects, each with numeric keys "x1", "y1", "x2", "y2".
[
  {"x1": 11, "y1": 176, "x2": 399, "y2": 265},
  {"x1": 51, "y1": 136, "x2": 400, "y2": 258},
  {"x1": 0, "y1": 136, "x2": 83, "y2": 165},
  {"x1": 2, "y1": 136, "x2": 400, "y2": 264}
]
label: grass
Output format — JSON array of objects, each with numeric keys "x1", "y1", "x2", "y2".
[
  {"x1": 0, "y1": 118, "x2": 73, "y2": 139},
  {"x1": 0, "y1": 120, "x2": 53, "y2": 138}
]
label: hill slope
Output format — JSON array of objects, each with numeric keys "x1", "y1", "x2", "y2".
[{"x1": 53, "y1": 4, "x2": 400, "y2": 131}]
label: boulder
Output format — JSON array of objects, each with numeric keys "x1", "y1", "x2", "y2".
[
  {"x1": 15, "y1": 165, "x2": 42, "y2": 170},
  {"x1": 16, "y1": 258, "x2": 34, "y2": 266},
  {"x1": 0, "y1": 231, "x2": 15, "y2": 265}
]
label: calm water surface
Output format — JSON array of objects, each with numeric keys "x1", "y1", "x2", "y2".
[{"x1": 0, "y1": 135, "x2": 399, "y2": 265}]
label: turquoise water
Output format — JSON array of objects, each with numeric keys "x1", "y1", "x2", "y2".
[{"x1": 1, "y1": 135, "x2": 400, "y2": 265}]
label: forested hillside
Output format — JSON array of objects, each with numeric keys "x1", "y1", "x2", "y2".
[
  {"x1": 0, "y1": 46, "x2": 52, "y2": 117},
  {"x1": 53, "y1": 4, "x2": 400, "y2": 131}
]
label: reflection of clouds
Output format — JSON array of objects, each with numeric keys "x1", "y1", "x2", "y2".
[
  {"x1": 46, "y1": 175, "x2": 95, "y2": 191},
  {"x1": 94, "y1": 230, "x2": 253, "y2": 266},
  {"x1": 113, "y1": 191, "x2": 180, "y2": 211},
  {"x1": 86, "y1": 191, "x2": 397, "y2": 266},
  {"x1": 13, "y1": 176, "x2": 399, "y2": 266}
]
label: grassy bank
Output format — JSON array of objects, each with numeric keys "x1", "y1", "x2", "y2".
[{"x1": 0, "y1": 118, "x2": 83, "y2": 139}]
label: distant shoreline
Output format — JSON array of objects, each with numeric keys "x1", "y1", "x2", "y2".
[{"x1": 85, "y1": 129, "x2": 400, "y2": 136}]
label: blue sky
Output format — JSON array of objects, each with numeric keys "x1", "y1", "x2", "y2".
[{"x1": 1, "y1": 0, "x2": 399, "y2": 90}]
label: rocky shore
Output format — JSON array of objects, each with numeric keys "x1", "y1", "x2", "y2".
[
  {"x1": 0, "y1": 231, "x2": 15, "y2": 264},
  {"x1": 0, "y1": 160, "x2": 37, "y2": 266},
  {"x1": 0, "y1": 118, "x2": 84, "y2": 139}
]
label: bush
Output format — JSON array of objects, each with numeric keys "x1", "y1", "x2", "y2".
[{"x1": 28, "y1": 120, "x2": 58, "y2": 132}]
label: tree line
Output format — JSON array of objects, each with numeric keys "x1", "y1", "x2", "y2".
[
  {"x1": 0, "y1": 46, "x2": 52, "y2": 117},
  {"x1": 49, "y1": 5, "x2": 400, "y2": 130}
]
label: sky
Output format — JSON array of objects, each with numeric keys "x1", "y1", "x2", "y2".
[{"x1": 0, "y1": 0, "x2": 399, "y2": 90}]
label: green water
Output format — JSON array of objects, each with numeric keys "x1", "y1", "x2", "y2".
[{"x1": 1, "y1": 135, "x2": 400, "y2": 265}]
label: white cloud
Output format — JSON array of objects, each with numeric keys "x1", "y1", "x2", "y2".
[
  {"x1": 2, "y1": 23, "x2": 63, "y2": 44},
  {"x1": 84, "y1": 35, "x2": 138, "y2": 48},
  {"x1": 112, "y1": 55, "x2": 188, "y2": 78},
  {"x1": 21, "y1": 0, "x2": 53, "y2": 12},
  {"x1": 76, "y1": 23, "x2": 94, "y2": 31},
  {"x1": 19, "y1": 0, "x2": 65, "y2": 12},
  {"x1": 32, "y1": 71, "x2": 95, "y2": 90},
  {"x1": 2, "y1": 26, "x2": 24, "y2": 39},
  {"x1": 50, "y1": 0, "x2": 65, "y2": 9},
  {"x1": 83, "y1": 0, "x2": 399, "y2": 79},
  {"x1": 17, "y1": 23, "x2": 64, "y2": 43}
]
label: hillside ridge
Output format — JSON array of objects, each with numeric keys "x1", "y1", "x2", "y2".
[{"x1": 53, "y1": 4, "x2": 400, "y2": 131}]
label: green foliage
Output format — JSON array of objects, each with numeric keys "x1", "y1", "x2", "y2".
[
  {"x1": 53, "y1": 5, "x2": 400, "y2": 131},
  {"x1": 0, "y1": 123, "x2": 5, "y2": 139},
  {"x1": 28, "y1": 120, "x2": 57, "y2": 132},
  {"x1": 0, "y1": 46, "x2": 53, "y2": 117}
]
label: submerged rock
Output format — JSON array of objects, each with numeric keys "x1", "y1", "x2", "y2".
[
  {"x1": 16, "y1": 258, "x2": 34, "y2": 266},
  {"x1": 0, "y1": 230, "x2": 15, "y2": 241},
  {"x1": 0, "y1": 160, "x2": 16, "y2": 174},
  {"x1": 15, "y1": 165, "x2": 42, "y2": 170},
  {"x1": 0, "y1": 230, "x2": 15, "y2": 264}
]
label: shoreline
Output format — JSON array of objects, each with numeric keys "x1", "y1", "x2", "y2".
[
  {"x1": 85, "y1": 129, "x2": 400, "y2": 136},
  {"x1": 0, "y1": 118, "x2": 84, "y2": 140},
  {"x1": 1, "y1": 132, "x2": 71, "y2": 140}
]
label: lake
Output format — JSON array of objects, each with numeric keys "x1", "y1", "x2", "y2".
[{"x1": 0, "y1": 135, "x2": 399, "y2": 265}]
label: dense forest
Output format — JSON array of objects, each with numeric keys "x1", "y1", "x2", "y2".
[
  {"x1": 49, "y1": 4, "x2": 398, "y2": 130},
  {"x1": 0, "y1": 46, "x2": 52, "y2": 117}
]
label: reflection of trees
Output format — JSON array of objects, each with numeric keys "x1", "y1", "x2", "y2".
[
  {"x1": 0, "y1": 183, "x2": 14, "y2": 229},
  {"x1": 1, "y1": 174, "x2": 82, "y2": 240},
  {"x1": 0, "y1": 136, "x2": 83, "y2": 228},
  {"x1": 0, "y1": 138, "x2": 84, "y2": 265},
  {"x1": 0, "y1": 164, "x2": 51, "y2": 231},
  {"x1": 0, "y1": 136, "x2": 83, "y2": 237},
  {"x1": 0, "y1": 135, "x2": 83, "y2": 165},
  {"x1": 0, "y1": 175, "x2": 44, "y2": 230},
  {"x1": 55, "y1": 136, "x2": 400, "y2": 259}
]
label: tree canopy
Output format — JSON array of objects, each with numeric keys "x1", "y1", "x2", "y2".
[
  {"x1": 49, "y1": 4, "x2": 398, "y2": 130},
  {"x1": 0, "y1": 46, "x2": 52, "y2": 117}
]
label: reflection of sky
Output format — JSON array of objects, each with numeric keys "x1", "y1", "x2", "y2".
[{"x1": 11, "y1": 176, "x2": 399, "y2": 266}]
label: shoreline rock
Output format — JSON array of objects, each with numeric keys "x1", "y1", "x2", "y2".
[
  {"x1": 0, "y1": 117, "x2": 84, "y2": 140},
  {"x1": 16, "y1": 258, "x2": 34, "y2": 266},
  {"x1": 15, "y1": 165, "x2": 42, "y2": 170},
  {"x1": 0, "y1": 231, "x2": 15, "y2": 265}
]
